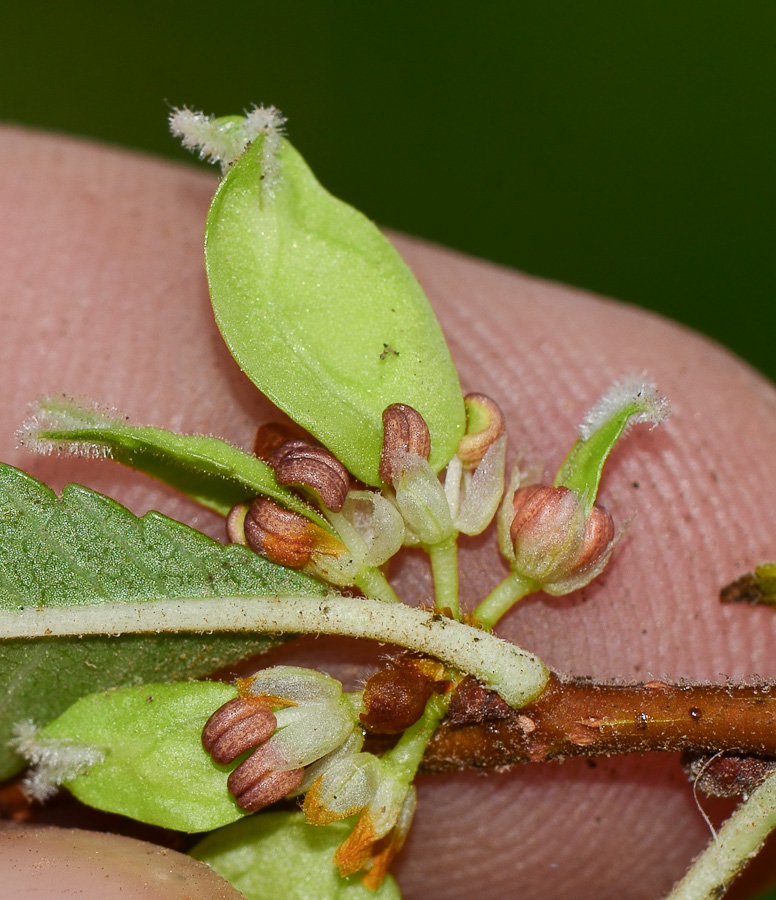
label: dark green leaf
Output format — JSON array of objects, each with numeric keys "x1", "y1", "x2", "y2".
[
  {"x1": 205, "y1": 136, "x2": 465, "y2": 486},
  {"x1": 23, "y1": 396, "x2": 329, "y2": 527},
  {"x1": 0, "y1": 462, "x2": 325, "y2": 779}
]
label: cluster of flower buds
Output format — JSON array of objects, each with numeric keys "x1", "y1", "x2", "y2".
[
  {"x1": 297, "y1": 726, "x2": 417, "y2": 888},
  {"x1": 202, "y1": 664, "x2": 418, "y2": 887},
  {"x1": 228, "y1": 430, "x2": 406, "y2": 592},
  {"x1": 380, "y1": 394, "x2": 507, "y2": 548},
  {"x1": 201, "y1": 666, "x2": 359, "y2": 812}
]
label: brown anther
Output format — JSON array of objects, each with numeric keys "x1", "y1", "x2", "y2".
[
  {"x1": 683, "y1": 752, "x2": 776, "y2": 798},
  {"x1": 225, "y1": 502, "x2": 249, "y2": 545},
  {"x1": 228, "y1": 753, "x2": 305, "y2": 812},
  {"x1": 202, "y1": 697, "x2": 277, "y2": 765},
  {"x1": 457, "y1": 393, "x2": 506, "y2": 469},
  {"x1": 379, "y1": 403, "x2": 431, "y2": 484},
  {"x1": 243, "y1": 496, "x2": 338, "y2": 568},
  {"x1": 253, "y1": 421, "x2": 310, "y2": 462},
  {"x1": 268, "y1": 439, "x2": 350, "y2": 512}
]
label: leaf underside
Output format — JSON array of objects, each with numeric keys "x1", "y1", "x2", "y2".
[
  {"x1": 0, "y1": 462, "x2": 325, "y2": 779},
  {"x1": 205, "y1": 136, "x2": 465, "y2": 486}
]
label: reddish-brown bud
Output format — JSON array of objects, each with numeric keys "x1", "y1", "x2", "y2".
[
  {"x1": 268, "y1": 439, "x2": 350, "y2": 512},
  {"x1": 509, "y1": 485, "x2": 614, "y2": 591},
  {"x1": 457, "y1": 393, "x2": 505, "y2": 469},
  {"x1": 380, "y1": 404, "x2": 431, "y2": 484},
  {"x1": 360, "y1": 656, "x2": 448, "y2": 734},
  {"x1": 202, "y1": 697, "x2": 277, "y2": 765},
  {"x1": 242, "y1": 497, "x2": 342, "y2": 568}
]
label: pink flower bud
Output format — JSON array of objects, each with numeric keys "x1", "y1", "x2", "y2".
[{"x1": 509, "y1": 485, "x2": 615, "y2": 593}]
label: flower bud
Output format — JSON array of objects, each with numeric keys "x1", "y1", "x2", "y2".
[
  {"x1": 202, "y1": 667, "x2": 360, "y2": 814},
  {"x1": 508, "y1": 484, "x2": 615, "y2": 595}
]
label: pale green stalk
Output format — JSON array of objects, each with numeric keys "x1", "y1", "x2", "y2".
[
  {"x1": 473, "y1": 573, "x2": 536, "y2": 629},
  {"x1": 664, "y1": 770, "x2": 776, "y2": 900},
  {"x1": 0, "y1": 594, "x2": 549, "y2": 708},
  {"x1": 428, "y1": 536, "x2": 460, "y2": 619},
  {"x1": 383, "y1": 691, "x2": 451, "y2": 783},
  {"x1": 354, "y1": 568, "x2": 401, "y2": 604}
]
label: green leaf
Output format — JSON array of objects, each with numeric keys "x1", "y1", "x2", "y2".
[
  {"x1": 205, "y1": 135, "x2": 465, "y2": 486},
  {"x1": 554, "y1": 377, "x2": 668, "y2": 511},
  {"x1": 191, "y1": 811, "x2": 401, "y2": 900},
  {"x1": 0, "y1": 461, "x2": 325, "y2": 779},
  {"x1": 22, "y1": 396, "x2": 329, "y2": 528},
  {"x1": 39, "y1": 682, "x2": 245, "y2": 832}
]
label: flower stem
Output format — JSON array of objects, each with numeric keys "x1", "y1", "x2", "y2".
[
  {"x1": 428, "y1": 535, "x2": 460, "y2": 619},
  {"x1": 473, "y1": 573, "x2": 536, "y2": 629},
  {"x1": 354, "y1": 568, "x2": 400, "y2": 603},
  {"x1": 385, "y1": 691, "x2": 451, "y2": 783},
  {"x1": 663, "y1": 770, "x2": 776, "y2": 900},
  {"x1": 0, "y1": 595, "x2": 549, "y2": 709}
]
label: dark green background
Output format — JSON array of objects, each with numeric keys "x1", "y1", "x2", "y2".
[{"x1": 3, "y1": 3, "x2": 774, "y2": 379}]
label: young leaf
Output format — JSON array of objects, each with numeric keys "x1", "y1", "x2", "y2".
[
  {"x1": 0, "y1": 462, "x2": 325, "y2": 779},
  {"x1": 35, "y1": 682, "x2": 246, "y2": 832},
  {"x1": 205, "y1": 135, "x2": 465, "y2": 486},
  {"x1": 21, "y1": 396, "x2": 329, "y2": 528},
  {"x1": 191, "y1": 811, "x2": 401, "y2": 900}
]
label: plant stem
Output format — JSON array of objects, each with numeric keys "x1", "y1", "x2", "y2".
[
  {"x1": 354, "y1": 568, "x2": 400, "y2": 603},
  {"x1": 385, "y1": 691, "x2": 451, "y2": 781},
  {"x1": 419, "y1": 674, "x2": 776, "y2": 770},
  {"x1": 473, "y1": 573, "x2": 535, "y2": 629},
  {"x1": 0, "y1": 595, "x2": 549, "y2": 709},
  {"x1": 662, "y1": 770, "x2": 776, "y2": 900},
  {"x1": 428, "y1": 536, "x2": 460, "y2": 619}
]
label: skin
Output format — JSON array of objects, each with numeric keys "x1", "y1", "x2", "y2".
[{"x1": 2, "y1": 126, "x2": 776, "y2": 900}]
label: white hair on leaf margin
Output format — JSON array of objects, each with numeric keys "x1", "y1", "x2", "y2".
[
  {"x1": 579, "y1": 375, "x2": 669, "y2": 441},
  {"x1": 169, "y1": 104, "x2": 287, "y2": 189}
]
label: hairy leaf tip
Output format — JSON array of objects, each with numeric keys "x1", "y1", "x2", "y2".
[
  {"x1": 11, "y1": 720, "x2": 104, "y2": 802},
  {"x1": 579, "y1": 376, "x2": 669, "y2": 441},
  {"x1": 17, "y1": 396, "x2": 117, "y2": 460},
  {"x1": 169, "y1": 104, "x2": 287, "y2": 183}
]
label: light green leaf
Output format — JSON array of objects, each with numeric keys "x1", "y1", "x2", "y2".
[
  {"x1": 0, "y1": 461, "x2": 325, "y2": 779},
  {"x1": 191, "y1": 811, "x2": 401, "y2": 900},
  {"x1": 554, "y1": 377, "x2": 668, "y2": 511},
  {"x1": 205, "y1": 135, "x2": 465, "y2": 486},
  {"x1": 39, "y1": 682, "x2": 245, "y2": 832},
  {"x1": 22, "y1": 396, "x2": 329, "y2": 528}
]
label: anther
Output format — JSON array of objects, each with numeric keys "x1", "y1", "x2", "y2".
[
  {"x1": 242, "y1": 496, "x2": 339, "y2": 568},
  {"x1": 268, "y1": 439, "x2": 350, "y2": 512},
  {"x1": 457, "y1": 393, "x2": 505, "y2": 469},
  {"x1": 202, "y1": 697, "x2": 277, "y2": 765},
  {"x1": 380, "y1": 404, "x2": 431, "y2": 484}
]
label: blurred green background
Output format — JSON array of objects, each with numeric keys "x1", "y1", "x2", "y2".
[{"x1": 2, "y1": 3, "x2": 774, "y2": 380}]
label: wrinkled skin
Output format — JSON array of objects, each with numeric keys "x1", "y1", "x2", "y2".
[{"x1": 2, "y1": 127, "x2": 776, "y2": 899}]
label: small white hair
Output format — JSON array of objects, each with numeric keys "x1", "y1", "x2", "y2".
[{"x1": 169, "y1": 104, "x2": 287, "y2": 189}]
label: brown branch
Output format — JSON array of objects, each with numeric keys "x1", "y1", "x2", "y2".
[{"x1": 415, "y1": 674, "x2": 776, "y2": 772}]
